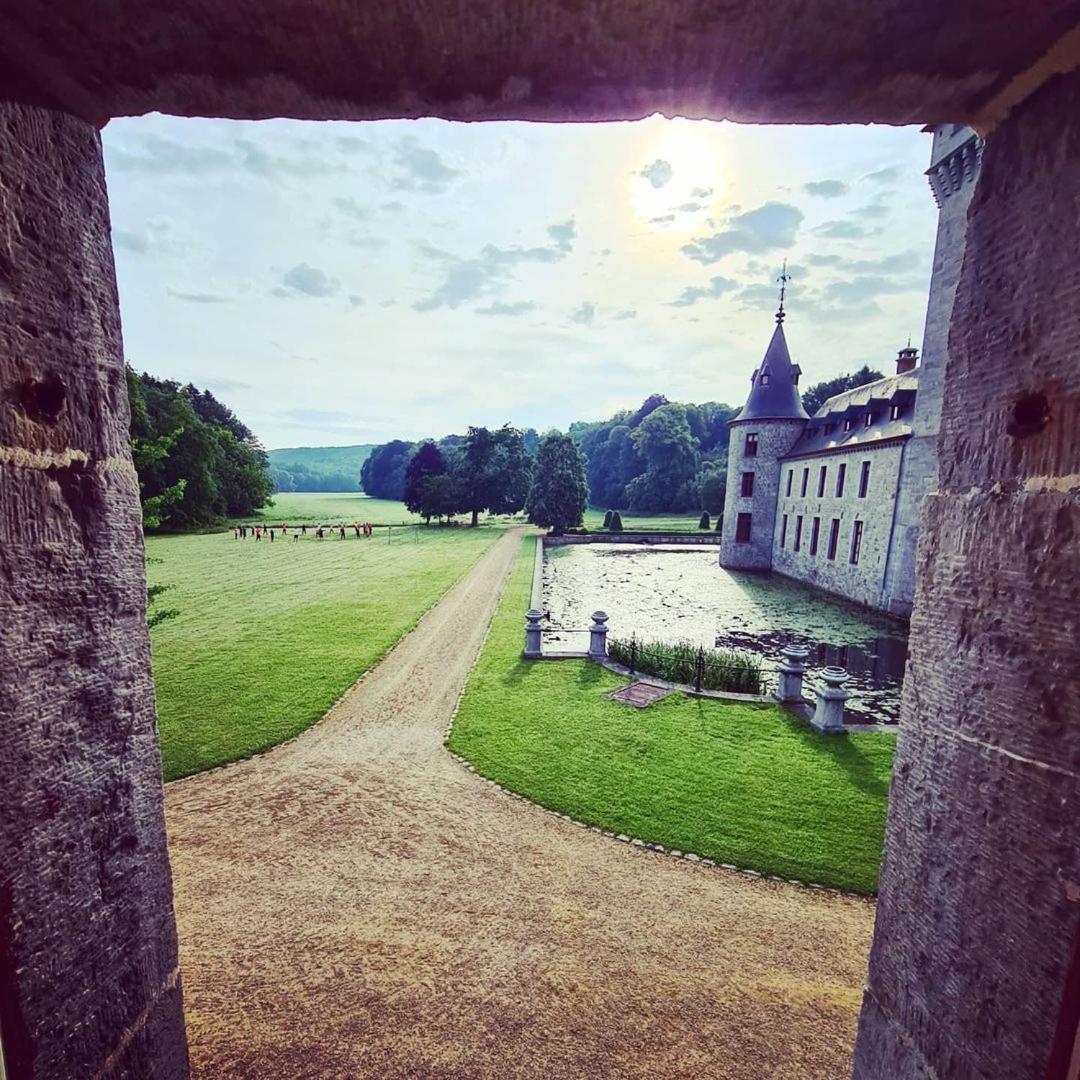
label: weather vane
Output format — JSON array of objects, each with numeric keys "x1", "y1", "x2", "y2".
[{"x1": 776, "y1": 259, "x2": 791, "y2": 323}]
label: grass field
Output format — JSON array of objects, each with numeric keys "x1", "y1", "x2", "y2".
[
  {"x1": 448, "y1": 535, "x2": 896, "y2": 893},
  {"x1": 147, "y1": 524, "x2": 501, "y2": 781},
  {"x1": 253, "y1": 493, "x2": 711, "y2": 533}
]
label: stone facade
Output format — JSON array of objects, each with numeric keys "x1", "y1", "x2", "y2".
[
  {"x1": 882, "y1": 125, "x2": 982, "y2": 617},
  {"x1": 0, "y1": 103, "x2": 189, "y2": 1079},
  {"x1": 719, "y1": 419, "x2": 806, "y2": 569},
  {"x1": 772, "y1": 441, "x2": 906, "y2": 610}
]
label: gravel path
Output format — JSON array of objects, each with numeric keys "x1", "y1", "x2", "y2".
[{"x1": 166, "y1": 528, "x2": 875, "y2": 1079}]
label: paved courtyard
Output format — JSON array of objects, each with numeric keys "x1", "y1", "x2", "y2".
[{"x1": 166, "y1": 529, "x2": 876, "y2": 1079}]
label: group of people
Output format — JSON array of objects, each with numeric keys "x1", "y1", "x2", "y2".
[{"x1": 232, "y1": 521, "x2": 378, "y2": 542}]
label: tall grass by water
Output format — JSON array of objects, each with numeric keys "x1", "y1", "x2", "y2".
[{"x1": 607, "y1": 637, "x2": 763, "y2": 694}]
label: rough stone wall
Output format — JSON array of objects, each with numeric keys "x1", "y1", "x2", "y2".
[
  {"x1": 0, "y1": 103, "x2": 189, "y2": 1078},
  {"x1": 718, "y1": 419, "x2": 806, "y2": 570},
  {"x1": 854, "y1": 71, "x2": 1080, "y2": 1080},
  {"x1": 883, "y1": 126, "x2": 982, "y2": 618},
  {"x1": 771, "y1": 443, "x2": 905, "y2": 611}
]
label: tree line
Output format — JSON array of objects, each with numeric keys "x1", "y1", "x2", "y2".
[
  {"x1": 362, "y1": 366, "x2": 884, "y2": 520},
  {"x1": 127, "y1": 369, "x2": 274, "y2": 529}
]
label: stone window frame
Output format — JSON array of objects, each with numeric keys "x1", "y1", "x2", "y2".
[
  {"x1": 780, "y1": 514, "x2": 788, "y2": 547},
  {"x1": 827, "y1": 517, "x2": 841, "y2": 560},
  {"x1": 836, "y1": 462, "x2": 847, "y2": 497},
  {"x1": 800, "y1": 467, "x2": 809, "y2": 497},
  {"x1": 735, "y1": 512, "x2": 753, "y2": 543},
  {"x1": 740, "y1": 471, "x2": 755, "y2": 497},
  {"x1": 745, "y1": 432, "x2": 758, "y2": 456},
  {"x1": 794, "y1": 515, "x2": 804, "y2": 552},
  {"x1": 786, "y1": 468, "x2": 794, "y2": 497},
  {"x1": 810, "y1": 517, "x2": 821, "y2": 556},
  {"x1": 858, "y1": 460, "x2": 872, "y2": 498},
  {"x1": 817, "y1": 465, "x2": 827, "y2": 497},
  {"x1": 850, "y1": 519, "x2": 864, "y2": 564}
]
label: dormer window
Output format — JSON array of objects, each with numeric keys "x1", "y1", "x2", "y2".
[
  {"x1": 824, "y1": 423, "x2": 836, "y2": 435},
  {"x1": 843, "y1": 418, "x2": 854, "y2": 433},
  {"x1": 864, "y1": 412, "x2": 874, "y2": 428},
  {"x1": 760, "y1": 372, "x2": 770, "y2": 385},
  {"x1": 890, "y1": 403, "x2": 902, "y2": 420}
]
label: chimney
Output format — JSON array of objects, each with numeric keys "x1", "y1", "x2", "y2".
[{"x1": 896, "y1": 344, "x2": 918, "y2": 375}]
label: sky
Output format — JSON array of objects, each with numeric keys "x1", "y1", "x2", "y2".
[{"x1": 102, "y1": 115, "x2": 939, "y2": 450}]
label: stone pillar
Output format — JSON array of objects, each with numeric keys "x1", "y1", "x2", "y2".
[
  {"x1": 0, "y1": 104, "x2": 189, "y2": 1078},
  {"x1": 588, "y1": 611, "x2": 609, "y2": 659},
  {"x1": 523, "y1": 609, "x2": 544, "y2": 658},
  {"x1": 810, "y1": 666, "x2": 849, "y2": 733},
  {"x1": 775, "y1": 643, "x2": 810, "y2": 702},
  {"x1": 854, "y1": 72, "x2": 1080, "y2": 1079}
]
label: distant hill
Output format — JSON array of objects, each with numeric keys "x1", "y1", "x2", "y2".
[{"x1": 267, "y1": 444, "x2": 376, "y2": 492}]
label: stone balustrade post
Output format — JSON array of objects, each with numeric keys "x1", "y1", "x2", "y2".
[
  {"x1": 812, "y1": 665, "x2": 850, "y2": 733},
  {"x1": 776, "y1": 643, "x2": 811, "y2": 702},
  {"x1": 523, "y1": 609, "x2": 544, "y2": 658},
  {"x1": 589, "y1": 611, "x2": 610, "y2": 659}
]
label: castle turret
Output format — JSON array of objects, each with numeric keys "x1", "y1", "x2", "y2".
[{"x1": 719, "y1": 291, "x2": 809, "y2": 570}]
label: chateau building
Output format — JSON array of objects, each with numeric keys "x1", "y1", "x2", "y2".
[{"x1": 719, "y1": 125, "x2": 982, "y2": 617}]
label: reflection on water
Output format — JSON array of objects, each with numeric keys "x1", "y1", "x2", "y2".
[{"x1": 543, "y1": 543, "x2": 909, "y2": 723}]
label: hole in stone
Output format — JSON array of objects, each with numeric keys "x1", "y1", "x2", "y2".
[
  {"x1": 1006, "y1": 392, "x2": 1050, "y2": 438},
  {"x1": 16, "y1": 373, "x2": 67, "y2": 424}
]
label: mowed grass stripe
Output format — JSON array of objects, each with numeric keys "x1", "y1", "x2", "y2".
[
  {"x1": 449, "y1": 535, "x2": 896, "y2": 894},
  {"x1": 149, "y1": 526, "x2": 501, "y2": 781}
]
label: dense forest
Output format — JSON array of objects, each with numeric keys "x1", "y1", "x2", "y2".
[
  {"x1": 127, "y1": 369, "x2": 273, "y2": 529},
  {"x1": 356, "y1": 365, "x2": 886, "y2": 516},
  {"x1": 267, "y1": 444, "x2": 375, "y2": 492}
]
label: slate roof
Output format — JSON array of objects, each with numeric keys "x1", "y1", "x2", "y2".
[
  {"x1": 783, "y1": 370, "x2": 919, "y2": 459},
  {"x1": 733, "y1": 320, "x2": 810, "y2": 422}
]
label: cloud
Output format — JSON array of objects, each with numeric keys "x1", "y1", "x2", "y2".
[
  {"x1": 814, "y1": 219, "x2": 869, "y2": 239},
  {"x1": 819, "y1": 275, "x2": 917, "y2": 305},
  {"x1": 853, "y1": 200, "x2": 890, "y2": 220},
  {"x1": 736, "y1": 283, "x2": 787, "y2": 310},
  {"x1": 412, "y1": 223, "x2": 574, "y2": 311},
  {"x1": 681, "y1": 202, "x2": 803, "y2": 264},
  {"x1": 333, "y1": 196, "x2": 369, "y2": 220},
  {"x1": 650, "y1": 214, "x2": 677, "y2": 225},
  {"x1": 167, "y1": 287, "x2": 231, "y2": 304},
  {"x1": 336, "y1": 136, "x2": 369, "y2": 154},
  {"x1": 675, "y1": 201, "x2": 706, "y2": 213},
  {"x1": 348, "y1": 295, "x2": 365, "y2": 308},
  {"x1": 690, "y1": 186, "x2": 713, "y2": 199},
  {"x1": 114, "y1": 229, "x2": 149, "y2": 253},
  {"x1": 614, "y1": 309, "x2": 637, "y2": 320},
  {"x1": 638, "y1": 159, "x2": 674, "y2": 189},
  {"x1": 863, "y1": 165, "x2": 903, "y2": 184},
  {"x1": 278, "y1": 262, "x2": 339, "y2": 297},
  {"x1": 547, "y1": 218, "x2": 576, "y2": 252},
  {"x1": 669, "y1": 274, "x2": 739, "y2": 307},
  {"x1": 392, "y1": 139, "x2": 460, "y2": 193},
  {"x1": 803, "y1": 179, "x2": 848, "y2": 198},
  {"x1": 106, "y1": 134, "x2": 233, "y2": 174},
  {"x1": 569, "y1": 302, "x2": 596, "y2": 325},
  {"x1": 382, "y1": 200, "x2": 405, "y2": 213},
  {"x1": 476, "y1": 300, "x2": 537, "y2": 316}
]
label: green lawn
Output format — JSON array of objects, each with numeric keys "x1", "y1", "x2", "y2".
[
  {"x1": 251, "y1": 493, "x2": 708, "y2": 533},
  {"x1": 448, "y1": 535, "x2": 896, "y2": 893},
  {"x1": 147, "y1": 525, "x2": 501, "y2": 780},
  {"x1": 582, "y1": 507, "x2": 716, "y2": 532}
]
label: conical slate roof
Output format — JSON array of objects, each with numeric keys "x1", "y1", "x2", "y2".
[{"x1": 733, "y1": 318, "x2": 809, "y2": 421}]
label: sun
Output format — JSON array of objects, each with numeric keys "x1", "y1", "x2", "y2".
[{"x1": 629, "y1": 117, "x2": 726, "y2": 231}]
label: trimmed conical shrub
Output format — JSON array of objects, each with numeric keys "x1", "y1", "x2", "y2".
[
  {"x1": 715, "y1": 515, "x2": 723, "y2": 532},
  {"x1": 699, "y1": 511, "x2": 711, "y2": 530},
  {"x1": 602, "y1": 509, "x2": 613, "y2": 529},
  {"x1": 609, "y1": 511, "x2": 624, "y2": 532}
]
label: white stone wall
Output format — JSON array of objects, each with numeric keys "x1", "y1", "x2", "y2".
[
  {"x1": 884, "y1": 125, "x2": 981, "y2": 616},
  {"x1": 771, "y1": 442, "x2": 906, "y2": 609},
  {"x1": 719, "y1": 419, "x2": 806, "y2": 569}
]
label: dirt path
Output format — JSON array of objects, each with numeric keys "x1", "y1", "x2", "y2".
[{"x1": 166, "y1": 528, "x2": 876, "y2": 1079}]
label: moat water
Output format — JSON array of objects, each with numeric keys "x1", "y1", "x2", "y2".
[{"x1": 542, "y1": 543, "x2": 909, "y2": 723}]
